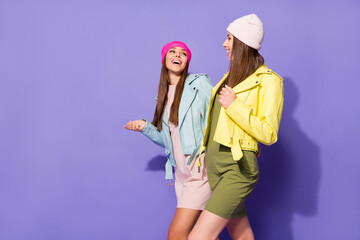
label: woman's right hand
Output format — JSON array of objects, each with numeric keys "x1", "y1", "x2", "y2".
[{"x1": 124, "y1": 120, "x2": 147, "y2": 132}]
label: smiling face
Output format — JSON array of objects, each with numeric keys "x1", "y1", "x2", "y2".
[
  {"x1": 165, "y1": 47, "x2": 188, "y2": 75},
  {"x1": 223, "y1": 32, "x2": 234, "y2": 61}
]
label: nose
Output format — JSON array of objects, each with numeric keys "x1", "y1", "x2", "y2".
[{"x1": 223, "y1": 40, "x2": 227, "y2": 48}]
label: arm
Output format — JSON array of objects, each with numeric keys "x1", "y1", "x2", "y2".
[
  {"x1": 199, "y1": 74, "x2": 213, "y2": 100},
  {"x1": 124, "y1": 119, "x2": 147, "y2": 132},
  {"x1": 140, "y1": 120, "x2": 166, "y2": 148},
  {"x1": 124, "y1": 119, "x2": 166, "y2": 147}
]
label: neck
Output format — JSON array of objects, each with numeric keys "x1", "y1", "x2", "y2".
[{"x1": 168, "y1": 71, "x2": 181, "y2": 85}]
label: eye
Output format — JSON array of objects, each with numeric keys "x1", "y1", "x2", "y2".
[
  {"x1": 169, "y1": 50, "x2": 175, "y2": 53},
  {"x1": 182, "y1": 52, "x2": 187, "y2": 56}
]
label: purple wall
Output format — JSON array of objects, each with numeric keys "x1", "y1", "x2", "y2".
[{"x1": 1, "y1": 0, "x2": 359, "y2": 239}]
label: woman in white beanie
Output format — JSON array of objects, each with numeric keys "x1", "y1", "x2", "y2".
[{"x1": 189, "y1": 14, "x2": 284, "y2": 240}]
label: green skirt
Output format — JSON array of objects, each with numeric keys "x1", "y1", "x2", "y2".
[{"x1": 204, "y1": 93, "x2": 259, "y2": 218}]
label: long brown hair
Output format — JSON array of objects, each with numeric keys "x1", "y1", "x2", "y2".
[
  {"x1": 151, "y1": 57, "x2": 189, "y2": 131},
  {"x1": 219, "y1": 37, "x2": 264, "y2": 92}
]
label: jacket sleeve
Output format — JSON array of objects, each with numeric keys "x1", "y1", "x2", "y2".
[
  {"x1": 225, "y1": 74, "x2": 284, "y2": 145},
  {"x1": 140, "y1": 120, "x2": 166, "y2": 148},
  {"x1": 199, "y1": 74, "x2": 213, "y2": 100}
]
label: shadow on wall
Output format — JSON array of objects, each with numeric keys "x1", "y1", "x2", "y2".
[
  {"x1": 146, "y1": 155, "x2": 168, "y2": 171},
  {"x1": 145, "y1": 78, "x2": 321, "y2": 240},
  {"x1": 223, "y1": 77, "x2": 321, "y2": 240}
]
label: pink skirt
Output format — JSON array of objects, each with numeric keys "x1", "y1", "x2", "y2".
[{"x1": 173, "y1": 152, "x2": 211, "y2": 210}]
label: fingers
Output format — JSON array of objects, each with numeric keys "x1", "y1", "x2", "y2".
[
  {"x1": 218, "y1": 93, "x2": 223, "y2": 100},
  {"x1": 124, "y1": 121, "x2": 131, "y2": 130},
  {"x1": 219, "y1": 90, "x2": 227, "y2": 100},
  {"x1": 225, "y1": 85, "x2": 234, "y2": 94},
  {"x1": 225, "y1": 84, "x2": 233, "y2": 92},
  {"x1": 219, "y1": 86, "x2": 231, "y2": 104},
  {"x1": 124, "y1": 121, "x2": 133, "y2": 130},
  {"x1": 124, "y1": 121, "x2": 141, "y2": 131},
  {"x1": 220, "y1": 85, "x2": 233, "y2": 96},
  {"x1": 219, "y1": 88, "x2": 227, "y2": 96},
  {"x1": 218, "y1": 85, "x2": 236, "y2": 109},
  {"x1": 218, "y1": 87, "x2": 227, "y2": 108}
]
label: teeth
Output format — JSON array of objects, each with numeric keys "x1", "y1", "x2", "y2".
[{"x1": 173, "y1": 60, "x2": 180, "y2": 64}]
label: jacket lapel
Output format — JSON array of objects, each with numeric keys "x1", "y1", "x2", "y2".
[
  {"x1": 232, "y1": 65, "x2": 269, "y2": 93},
  {"x1": 202, "y1": 73, "x2": 228, "y2": 146},
  {"x1": 164, "y1": 75, "x2": 198, "y2": 129},
  {"x1": 232, "y1": 76, "x2": 260, "y2": 93},
  {"x1": 178, "y1": 81, "x2": 197, "y2": 129}
]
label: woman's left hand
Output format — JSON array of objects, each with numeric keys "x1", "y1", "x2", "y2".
[{"x1": 219, "y1": 85, "x2": 236, "y2": 109}]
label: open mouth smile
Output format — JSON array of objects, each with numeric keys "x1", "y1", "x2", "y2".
[{"x1": 172, "y1": 59, "x2": 182, "y2": 65}]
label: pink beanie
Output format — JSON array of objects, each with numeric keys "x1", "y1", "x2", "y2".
[
  {"x1": 227, "y1": 14, "x2": 264, "y2": 50},
  {"x1": 161, "y1": 41, "x2": 192, "y2": 64}
]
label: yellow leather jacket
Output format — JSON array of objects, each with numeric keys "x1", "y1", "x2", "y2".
[{"x1": 200, "y1": 64, "x2": 284, "y2": 161}]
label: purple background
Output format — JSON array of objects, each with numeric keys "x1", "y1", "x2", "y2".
[{"x1": 1, "y1": 0, "x2": 359, "y2": 239}]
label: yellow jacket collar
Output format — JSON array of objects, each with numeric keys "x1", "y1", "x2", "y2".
[{"x1": 213, "y1": 64, "x2": 271, "y2": 94}]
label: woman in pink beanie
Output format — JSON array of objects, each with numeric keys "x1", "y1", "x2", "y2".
[
  {"x1": 125, "y1": 41, "x2": 214, "y2": 239},
  {"x1": 189, "y1": 14, "x2": 284, "y2": 240}
]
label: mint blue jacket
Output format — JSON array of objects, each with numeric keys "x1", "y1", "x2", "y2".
[{"x1": 141, "y1": 74, "x2": 213, "y2": 180}]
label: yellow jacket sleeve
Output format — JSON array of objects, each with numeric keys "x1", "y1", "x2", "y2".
[{"x1": 225, "y1": 74, "x2": 284, "y2": 145}]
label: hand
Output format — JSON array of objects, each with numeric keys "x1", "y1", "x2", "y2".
[
  {"x1": 218, "y1": 85, "x2": 236, "y2": 109},
  {"x1": 124, "y1": 120, "x2": 147, "y2": 132}
]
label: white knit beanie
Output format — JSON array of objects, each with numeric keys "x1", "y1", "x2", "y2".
[{"x1": 227, "y1": 14, "x2": 264, "y2": 50}]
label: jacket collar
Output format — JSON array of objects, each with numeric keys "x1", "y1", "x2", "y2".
[
  {"x1": 213, "y1": 64, "x2": 270, "y2": 95},
  {"x1": 187, "y1": 74, "x2": 200, "y2": 85},
  {"x1": 178, "y1": 75, "x2": 199, "y2": 128}
]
